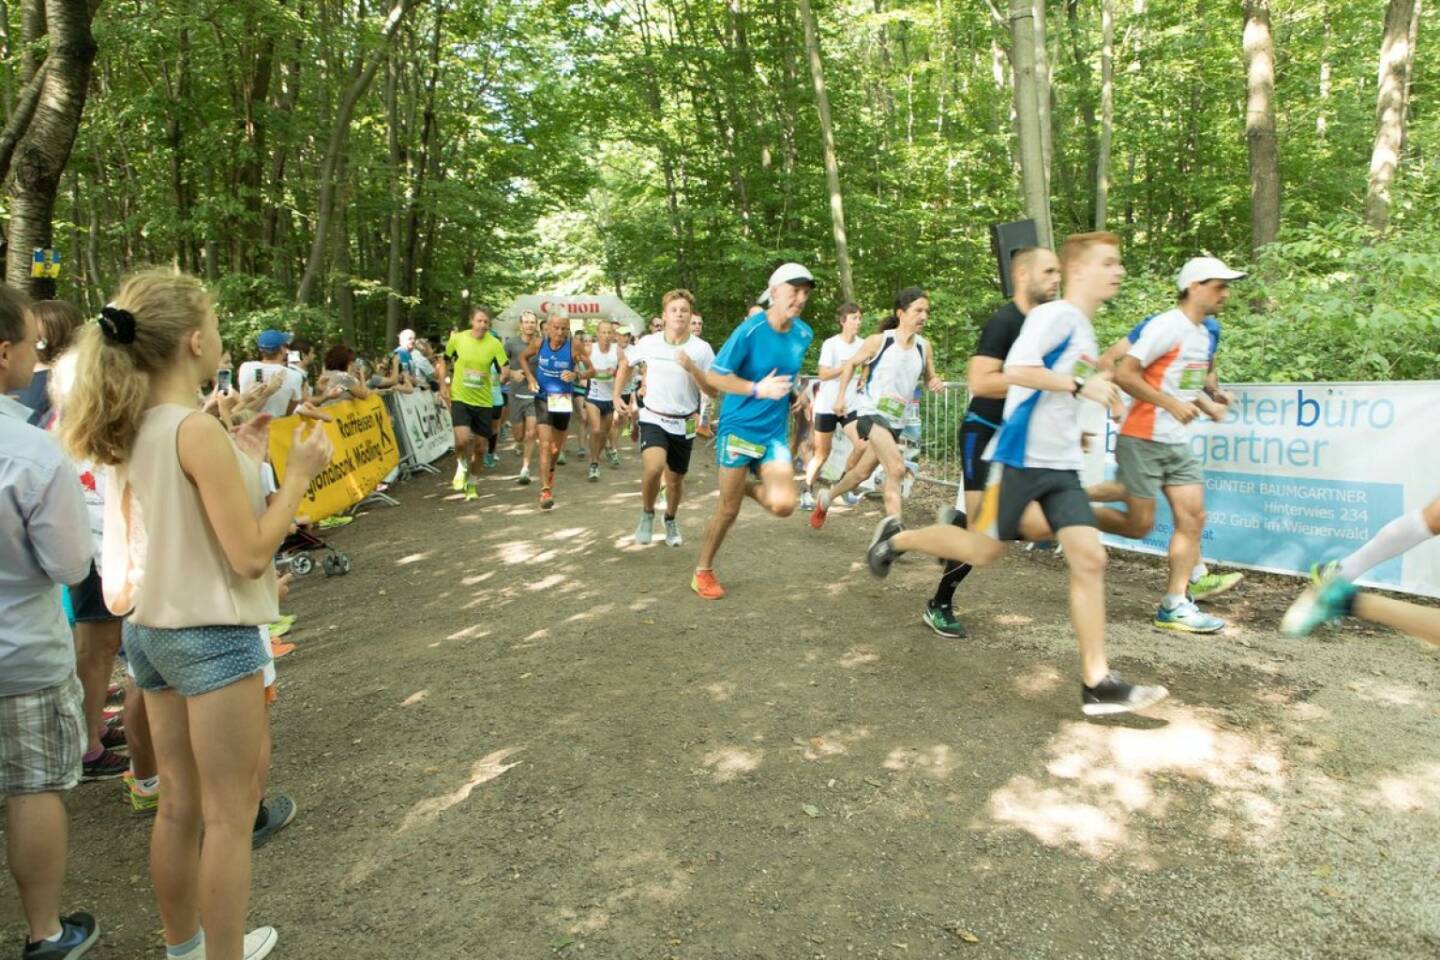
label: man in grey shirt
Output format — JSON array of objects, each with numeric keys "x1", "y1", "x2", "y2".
[
  {"x1": 503, "y1": 310, "x2": 541, "y2": 484},
  {"x1": 0, "y1": 286, "x2": 102, "y2": 956}
]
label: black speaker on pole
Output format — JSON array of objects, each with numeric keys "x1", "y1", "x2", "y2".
[{"x1": 989, "y1": 219, "x2": 1040, "y2": 298}]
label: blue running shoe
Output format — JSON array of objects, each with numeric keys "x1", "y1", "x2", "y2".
[
  {"x1": 1282, "y1": 571, "x2": 1357, "y2": 637},
  {"x1": 1153, "y1": 599, "x2": 1225, "y2": 634},
  {"x1": 24, "y1": 913, "x2": 98, "y2": 959}
]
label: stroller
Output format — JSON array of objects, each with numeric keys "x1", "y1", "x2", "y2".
[{"x1": 275, "y1": 524, "x2": 352, "y2": 578}]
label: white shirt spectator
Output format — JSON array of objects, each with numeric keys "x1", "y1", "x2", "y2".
[
  {"x1": 0, "y1": 394, "x2": 93, "y2": 696},
  {"x1": 237, "y1": 360, "x2": 305, "y2": 419}
]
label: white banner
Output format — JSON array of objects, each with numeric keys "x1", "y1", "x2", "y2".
[
  {"x1": 1091, "y1": 381, "x2": 1440, "y2": 597},
  {"x1": 392, "y1": 389, "x2": 453, "y2": 464}
]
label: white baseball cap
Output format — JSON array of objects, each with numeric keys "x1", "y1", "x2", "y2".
[
  {"x1": 757, "y1": 262, "x2": 815, "y2": 304},
  {"x1": 1176, "y1": 256, "x2": 1247, "y2": 291}
]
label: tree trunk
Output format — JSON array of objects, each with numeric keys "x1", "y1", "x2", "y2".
[
  {"x1": 4, "y1": 0, "x2": 96, "y2": 298},
  {"x1": 1243, "y1": 0, "x2": 1280, "y2": 254},
  {"x1": 1095, "y1": 0, "x2": 1114, "y2": 229},
  {"x1": 1317, "y1": 6, "x2": 1330, "y2": 137},
  {"x1": 1009, "y1": 0, "x2": 1053, "y2": 247},
  {"x1": 1031, "y1": 0, "x2": 1052, "y2": 194},
  {"x1": 235, "y1": 7, "x2": 278, "y2": 274},
  {"x1": 385, "y1": 53, "x2": 405, "y2": 345},
  {"x1": 797, "y1": 0, "x2": 856, "y2": 304},
  {"x1": 1399, "y1": 0, "x2": 1421, "y2": 152},
  {"x1": 295, "y1": 0, "x2": 417, "y2": 305},
  {"x1": 1364, "y1": 0, "x2": 1419, "y2": 231},
  {"x1": 335, "y1": 161, "x2": 355, "y2": 346}
]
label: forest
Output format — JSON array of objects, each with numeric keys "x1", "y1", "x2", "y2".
[{"x1": 1, "y1": 0, "x2": 1434, "y2": 380}]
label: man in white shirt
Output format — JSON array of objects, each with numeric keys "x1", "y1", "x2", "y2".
[
  {"x1": 237, "y1": 329, "x2": 304, "y2": 420},
  {"x1": 614, "y1": 291, "x2": 717, "y2": 547},
  {"x1": 0, "y1": 287, "x2": 102, "y2": 956},
  {"x1": 864, "y1": 233, "x2": 1169, "y2": 717}
]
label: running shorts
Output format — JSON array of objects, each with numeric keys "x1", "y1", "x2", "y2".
[
  {"x1": 451, "y1": 400, "x2": 494, "y2": 439},
  {"x1": 856, "y1": 416, "x2": 899, "y2": 443},
  {"x1": 716, "y1": 429, "x2": 791, "y2": 472},
  {"x1": 536, "y1": 396, "x2": 572, "y2": 432},
  {"x1": 640, "y1": 422, "x2": 694, "y2": 475},
  {"x1": 588, "y1": 398, "x2": 614, "y2": 418},
  {"x1": 1115, "y1": 436, "x2": 1204, "y2": 500},
  {"x1": 976, "y1": 464, "x2": 1096, "y2": 541},
  {"x1": 509, "y1": 396, "x2": 538, "y2": 423},
  {"x1": 813, "y1": 412, "x2": 856, "y2": 434},
  {"x1": 959, "y1": 413, "x2": 1000, "y2": 491}
]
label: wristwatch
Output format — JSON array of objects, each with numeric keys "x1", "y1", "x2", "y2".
[{"x1": 1072, "y1": 376, "x2": 1086, "y2": 396}]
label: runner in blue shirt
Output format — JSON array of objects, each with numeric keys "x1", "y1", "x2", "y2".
[{"x1": 692, "y1": 263, "x2": 816, "y2": 600}]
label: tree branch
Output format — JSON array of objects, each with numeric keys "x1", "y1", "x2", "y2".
[{"x1": 0, "y1": 55, "x2": 47, "y2": 183}]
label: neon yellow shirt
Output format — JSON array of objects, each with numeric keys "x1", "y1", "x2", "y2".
[{"x1": 444, "y1": 332, "x2": 508, "y2": 407}]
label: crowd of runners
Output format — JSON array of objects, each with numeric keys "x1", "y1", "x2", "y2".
[{"x1": 5, "y1": 231, "x2": 1440, "y2": 960}]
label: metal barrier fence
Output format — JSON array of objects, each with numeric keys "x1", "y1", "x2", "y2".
[{"x1": 914, "y1": 381, "x2": 969, "y2": 488}]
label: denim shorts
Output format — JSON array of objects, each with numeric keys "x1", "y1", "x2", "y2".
[{"x1": 123, "y1": 622, "x2": 270, "y2": 697}]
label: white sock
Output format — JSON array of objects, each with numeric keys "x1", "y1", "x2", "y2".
[
  {"x1": 1190, "y1": 562, "x2": 1208, "y2": 584},
  {"x1": 1338, "y1": 509, "x2": 1433, "y2": 581},
  {"x1": 1162, "y1": 593, "x2": 1187, "y2": 610}
]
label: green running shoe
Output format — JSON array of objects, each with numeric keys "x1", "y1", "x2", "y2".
[
  {"x1": 451, "y1": 461, "x2": 468, "y2": 491},
  {"x1": 464, "y1": 481, "x2": 479, "y2": 502},
  {"x1": 1282, "y1": 571, "x2": 1357, "y2": 637},
  {"x1": 1189, "y1": 571, "x2": 1244, "y2": 602},
  {"x1": 922, "y1": 601, "x2": 967, "y2": 638}
]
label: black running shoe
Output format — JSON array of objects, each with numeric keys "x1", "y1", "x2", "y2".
[
  {"x1": 23, "y1": 912, "x2": 98, "y2": 959},
  {"x1": 1081, "y1": 672, "x2": 1169, "y2": 716},
  {"x1": 81, "y1": 748, "x2": 128, "y2": 782},
  {"x1": 866, "y1": 515, "x2": 904, "y2": 578}
]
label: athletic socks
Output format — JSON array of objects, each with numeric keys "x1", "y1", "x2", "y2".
[
  {"x1": 1338, "y1": 508, "x2": 1433, "y2": 581},
  {"x1": 664, "y1": 513, "x2": 676, "y2": 523},
  {"x1": 1162, "y1": 593, "x2": 1186, "y2": 610},
  {"x1": 929, "y1": 507, "x2": 972, "y2": 608},
  {"x1": 166, "y1": 931, "x2": 204, "y2": 958},
  {"x1": 1190, "y1": 563, "x2": 1208, "y2": 584}
]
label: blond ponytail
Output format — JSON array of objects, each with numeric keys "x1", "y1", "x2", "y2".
[{"x1": 62, "y1": 269, "x2": 213, "y2": 466}]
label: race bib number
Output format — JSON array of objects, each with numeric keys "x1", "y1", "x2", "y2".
[
  {"x1": 876, "y1": 394, "x2": 907, "y2": 421},
  {"x1": 725, "y1": 435, "x2": 766, "y2": 460},
  {"x1": 546, "y1": 392, "x2": 573, "y2": 414},
  {"x1": 1178, "y1": 363, "x2": 1208, "y2": 392},
  {"x1": 462, "y1": 368, "x2": 487, "y2": 389},
  {"x1": 684, "y1": 416, "x2": 698, "y2": 440},
  {"x1": 1072, "y1": 355, "x2": 1098, "y2": 380}
]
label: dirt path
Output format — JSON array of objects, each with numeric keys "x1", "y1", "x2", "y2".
[{"x1": 11, "y1": 448, "x2": 1440, "y2": 959}]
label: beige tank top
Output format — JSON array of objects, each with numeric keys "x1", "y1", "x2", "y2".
[{"x1": 104, "y1": 404, "x2": 279, "y2": 628}]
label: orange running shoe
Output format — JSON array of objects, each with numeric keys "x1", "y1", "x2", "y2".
[
  {"x1": 691, "y1": 569, "x2": 726, "y2": 600},
  {"x1": 540, "y1": 488, "x2": 555, "y2": 510}
]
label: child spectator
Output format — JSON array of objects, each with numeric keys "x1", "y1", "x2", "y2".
[
  {"x1": 62, "y1": 270, "x2": 333, "y2": 960},
  {"x1": 11, "y1": 299, "x2": 84, "y2": 429},
  {"x1": 236, "y1": 330, "x2": 304, "y2": 420},
  {"x1": 0, "y1": 284, "x2": 102, "y2": 959},
  {"x1": 316, "y1": 344, "x2": 370, "y2": 403}
]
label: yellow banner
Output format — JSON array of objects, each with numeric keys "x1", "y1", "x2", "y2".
[{"x1": 267, "y1": 395, "x2": 400, "y2": 521}]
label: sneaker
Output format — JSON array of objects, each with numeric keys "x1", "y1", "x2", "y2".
[
  {"x1": 484, "y1": 453, "x2": 498, "y2": 469},
  {"x1": 691, "y1": 569, "x2": 726, "y2": 600},
  {"x1": 842, "y1": 492, "x2": 862, "y2": 507},
  {"x1": 82, "y1": 748, "x2": 128, "y2": 782},
  {"x1": 315, "y1": 515, "x2": 354, "y2": 530},
  {"x1": 557, "y1": 451, "x2": 568, "y2": 465},
  {"x1": 635, "y1": 512, "x2": 655, "y2": 545},
  {"x1": 540, "y1": 489, "x2": 555, "y2": 510},
  {"x1": 1153, "y1": 599, "x2": 1225, "y2": 634},
  {"x1": 252, "y1": 793, "x2": 297, "y2": 850},
  {"x1": 1309, "y1": 560, "x2": 1341, "y2": 585},
  {"x1": 800, "y1": 490, "x2": 816, "y2": 511},
  {"x1": 866, "y1": 515, "x2": 904, "y2": 578},
  {"x1": 122, "y1": 771, "x2": 159, "y2": 817},
  {"x1": 809, "y1": 489, "x2": 832, "y2": 529},
  {"x1": 664, "y1": 518, "x2": 682, "y2": 547},
  {"x1": 588, "y1": 463, "x2": 600, "y2": 481},
  {"x1": 242, "y1": 926, "x2": 279, "y2": 960},
  {"x1": 23, "y1": 912, "x2": 98, "y2": 959},
  {"x1": 100, "y1": 714, "x2": 126, "y2": 749},
  {"x1": 1281, "y1": 571, "x2": 1357, "y2": 637},
  {"x1": 1189, "y1": 571, "x2": 1245, "y2": 602},
  {"x1": 1081, "y1": 672, "x2": 1169, "y2": 716},
  {"x1": 517, "y1": 467, "x2": 531, "y2": 486},
  {"x1": 922, "y1": 601, "x2": 967, "y2": 638},
  {"x1": 606, "y1": 448, "x2": 621, "y2": 467},
  {"x1": 463, "y1": 481, "x2": 478, "y2": 502},
  {"x1": 451, "y1": 461, "x2": 467, "y2": 491}
]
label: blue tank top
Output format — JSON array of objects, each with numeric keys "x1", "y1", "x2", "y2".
[{"x1": 537, "y1": 337, "x2": 573, "y2": 395}]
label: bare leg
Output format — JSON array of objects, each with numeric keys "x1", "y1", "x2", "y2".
[
  {"x1": 73, "y1": 618, "x2": 122, "y2": 751},
  {"x1": 520, "y1": 416, "x2": 537, "y2": 472},
  {"x1": 1353, "y1": 594, "x2": 1440, "y2": 647},
  {"x1": 144, "y1": 688, "x2": 203, "y2": 949},
  {"x1": 452, "y1": 425, "x2": 471, "y2": 475},
  {"x1": 1163, "y1": 483, "x2": 1206, "y2": 597},
  {"x1": 124, "y1": 678, "x2": 157, "y2": 780},
  {"x1": 804, "y1": 429, "x2": 834, "y2": 491},
  {"x1": 697, "y1": 466, "x2": 752, "y2": 571},
  {"x1": 742, "y1": 461, "x2": 798, "y2": 517},
  {"x1": 6, "y1": 792, "x2": 68, "y2": 942},
  {"x1": 1057, "y1": 526, "x2": 1111, "y2": 686},
  {"x1": 663, "y1": 469, "x2": 685, "y2": 516},
  {"x1": 640, "y1": 446, "x2": 668, "y2": 513},
  {"x1": 1086, "y1": 479, "x2": 1128, "y2": 502},
  {"x1": 538, "y1": 425, "x2": 558, "y2": 491},
  {"x1": 828, "y1": 446, "x2": 880, "y2": 501},
  {"x1": 1092, "y1": 496, "x2": 1156, "y2": 540}
]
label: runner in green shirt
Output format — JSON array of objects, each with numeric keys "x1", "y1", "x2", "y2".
[{"x1": 438, "y1": 307, "x2": 509, "y2": 500}]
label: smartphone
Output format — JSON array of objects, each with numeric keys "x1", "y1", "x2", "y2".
[
  {"x1": 217, "y1": 368, "x2": 232, "y2": 394},
  {"x1": 287, "y1": 350, "x2": 302, "y2": 366}
]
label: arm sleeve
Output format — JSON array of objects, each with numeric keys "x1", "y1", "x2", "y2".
[
  {"x1": 444, "y1": 334, "x2": 459, "y2": 363},
  {"x1": 1004, "y1": 309, "x2": 1070, "y2": 369},
  {"x1": 28, "y1": 460, "x2": 94, "y2": 586},
  {"x1": 1126, "y1": 314, "x2": 1180, "y2": 367},
  {"x1": 1126, "y1": 319, "x2": 1149, "y2": 344}
]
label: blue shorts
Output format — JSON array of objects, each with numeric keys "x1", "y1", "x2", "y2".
[
  {"x1": 123, "y1": 622, "x2": 270, "y2": 697},
  {"x1": 716, "y1": 430, "x2": 792, "y2": 472}
]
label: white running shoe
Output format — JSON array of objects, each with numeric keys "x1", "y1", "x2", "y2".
[
  {"x1": 664, "y1": 518, "x2": 682, "y2": 547},
  {"x1": 635, "y1": 512, "x2": 655, "y2": 545}
]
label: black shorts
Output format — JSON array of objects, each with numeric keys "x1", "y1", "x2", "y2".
[
  {"x1": 856, "y1": 416, "x2": 899, "y2": 443},
  {"x1": 536, "y1": 397, "x2": 572, "y2": 432},
  {"x1": 959, "y1": 416, "x2": 999, "y2": 490},
  {"x1": 977, "y1": 465, "x2": 1096, "y2": 541},
  {"x1": 71, "y1": 562, "x2": 119, "y2": 624},
  {"x1": 452, "y1": 400, "x2": 494, "y2": 438},
  {"x1": 813, "y1": 412, "x2": 856, "y2": 434},
  {"x1": 639, "y1": 422, "x2": 694, "y2": 475},
  {"x1": 588, "y1": 398, "x2": 614, "y2": 418}
]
